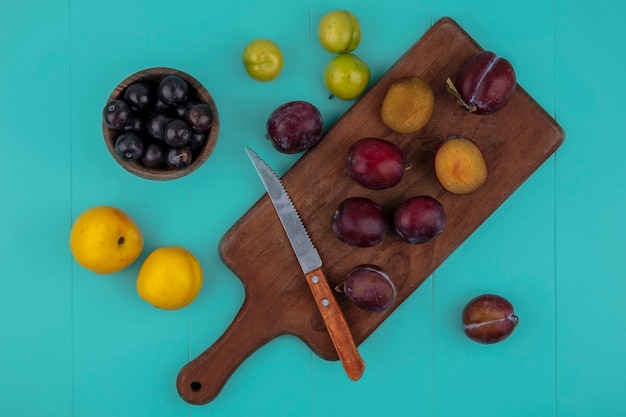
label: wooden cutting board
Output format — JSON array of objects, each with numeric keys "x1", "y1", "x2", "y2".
[{"x1": 177, "y1": 16, "x2": 565, "y2": 404}]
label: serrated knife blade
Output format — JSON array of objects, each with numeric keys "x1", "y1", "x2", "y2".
[{"x1": 245, "y1": 147, "x2": 365, "y2": 381}]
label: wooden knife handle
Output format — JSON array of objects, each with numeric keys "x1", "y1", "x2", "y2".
[{"x1": 304, "y1": 267, "x2": 365, "y2": 380}]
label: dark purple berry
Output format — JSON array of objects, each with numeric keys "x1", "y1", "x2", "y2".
[
  {"x1": 166, "y1": 146, "x2": 193, "y2": 169},
  {"x1": 123, "y1": 82, "x2": 152, "y2": 112},
  {"x1": 164, "y1": 119, "x2": 192, "y2": 147},
  {"x1": 158, "y1": 75, "x2": 187, "y2": 105},
  {"x1": 185, "y1": 102, "x2": 213, "y2": 132},
  {"x1": 103, "y1": 100, "x2": 131, "y2": 129},
  {"x1": 114, "y1": 132, "x2": 144, "y2": 161},
  {"x1": 141, "y1": 142, "x2": 166, "y2": 169},
  {"x1": 266, "y1": 101, "x2": 323, "y2": 154}
]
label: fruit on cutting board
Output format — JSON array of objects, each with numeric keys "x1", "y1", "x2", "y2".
[
  {"x1": 266, "y1": 101, "x2": 324, "y2": 153},
  {"x1": 381, "y1": 76, "x2": 434, "y2": 134},
  {"x1": 323, "y1": 53, "x2": 370, "y2": 100},
  {"x1": 331, "y1": 197, "x2": 388, "y2": 247},
  {"x1": 394, "y1": 195, "x2": 446, "y2": 244},
  {"x1": 347, "y1": 138, "x2": 406, "y2": 190},
  {"x1": 137, "y1": 246, "x2": 203, "y2": 310},
  {"x1": 462, "y1": 294, "x2": 519, "y2": 344},
  {"x1": 69, "y1": 206, "x2": 144, "y2": 274},
  {"x1": 242, "y1": 39, "x2": 284, "y2": 82},
  {"x1": 338, "y1": 264, "x2": 396, "y2": 312},
  {"x1": 318, "y1": 10, "x2": 361, "y2": 53},
  {"x1": 447, "y1": 50, "x2": 516, "y2": 115},
  {"x1": 434, "y1": 137, "x2": 488, "y2": 194}
]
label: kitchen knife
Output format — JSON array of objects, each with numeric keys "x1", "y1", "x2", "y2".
[{"x1": 245, "y1": 146, "x2": 365, "y2": 381}]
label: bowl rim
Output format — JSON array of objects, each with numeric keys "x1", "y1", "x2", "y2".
[{"x1": 102, "y1": 67, "x2": 219, "y2": 181}]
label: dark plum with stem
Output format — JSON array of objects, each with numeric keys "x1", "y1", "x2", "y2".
[
  {"x1": 447, "y1": 50, "x2": 516, "y2": 115},
  {"x1": 338, "y1": 264, "x2": 397, "y2": 312},
  {"x1": 347, "y1": 137, "x2": 406, "y2": 189},
  {"x1": 266, "y1": 101, "x2": 323, "y2": 154},
  {"x1": 331, "y1": 197, "x2": 388, "y2": 247},
  {"x1": 166, "y1": 146, "x2": 193, "y2": 169},
  {"x1": 462, "y1": 294, "x2": 519, "y2": 344},
  {"x1": 394, "y1": 195, "x2": 446, "y2": 244}
]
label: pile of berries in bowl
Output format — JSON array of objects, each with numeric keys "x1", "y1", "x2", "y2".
[{"x1": 102, "y1": 67, "x2": 219, "y2": 180}]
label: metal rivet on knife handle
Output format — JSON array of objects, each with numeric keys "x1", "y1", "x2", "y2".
[{"x1": 305, "y1": 268, "x2": 365, "y2": 381}]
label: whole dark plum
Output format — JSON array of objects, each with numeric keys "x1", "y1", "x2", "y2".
[
  {"x1": 185, "y1": 102, "x2": 213, "y2": 133},
  {"x1": 164, "y1": 119, "x2": 192, "y2": 147},
  {"x1": 141, "y1": 142, "x2": 166, "y2": 169},
  {"x1": 266, "y1": 101, "x2": 323, "y2": 154},
  {"x1": 462, "y1": 294, "x2": 519, "y2": 344},
  {"x1": 331, "y1": 197, "x2": 388, "y2": 247},
  {"x1": 394, "y1": 195, "x2": 446, "y2": 244},
  {"x1": 347, "y1": 138, "x2": 406, "y2": 189},
  {"x1": 448, "y1": 50, "x2": 516, "y2": 115},
  {"x1": 339, "y1": 264, "x2": 397, "y2": 312}
]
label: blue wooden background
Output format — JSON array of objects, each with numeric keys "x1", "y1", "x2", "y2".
[{"x1": 1, "y1": 0, "x2": 624, "y2": 416}]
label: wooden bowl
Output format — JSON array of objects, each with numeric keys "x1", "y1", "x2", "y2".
[{"x1": 102, "y1": 67, "x2": 219, "y2": 181}]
